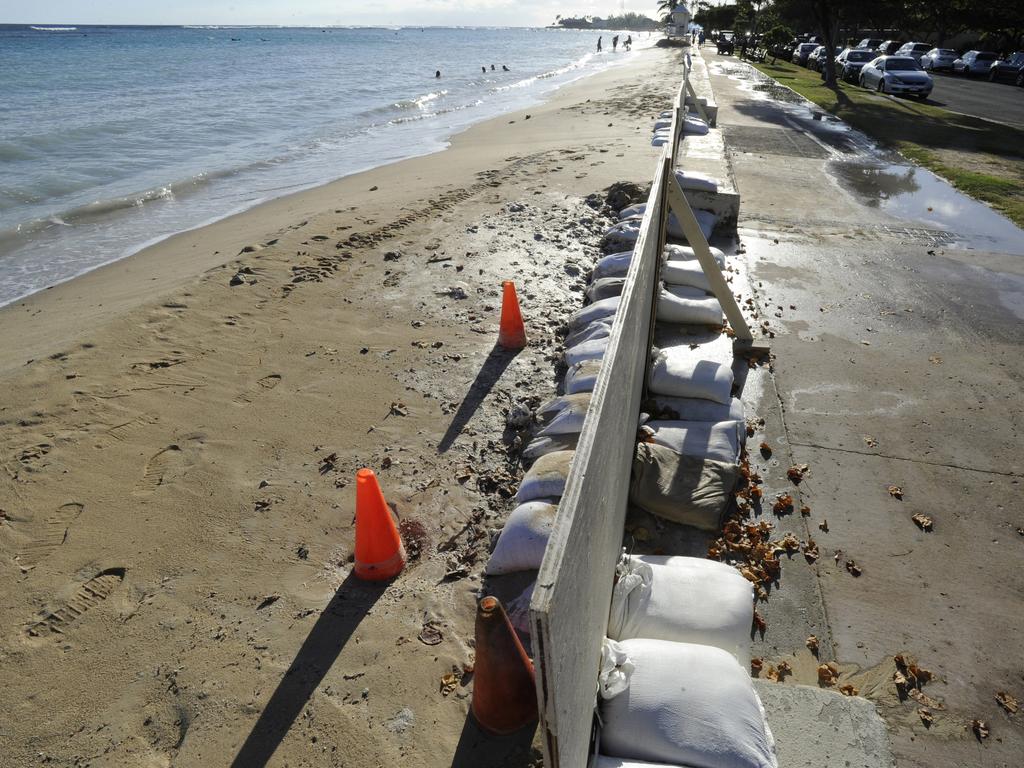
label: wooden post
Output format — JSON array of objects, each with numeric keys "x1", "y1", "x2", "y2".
[{"x1": 665, "y1": 173, "x2": 768, "y2": 353}]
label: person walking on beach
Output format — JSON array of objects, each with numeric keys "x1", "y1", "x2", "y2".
[
  {"x1": 625, "y1": 35, "x2": 632, "y2": 51},
  {"x1": 612, "y1": 35, "x2": 619, "y2": 52},
  {"x1": 597, "y1": 36, "x2": 602, "y2": 52}
]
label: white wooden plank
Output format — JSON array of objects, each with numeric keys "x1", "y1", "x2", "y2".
[{"x1": 530, "y1": 154, "x2": 669, "y2": 768}]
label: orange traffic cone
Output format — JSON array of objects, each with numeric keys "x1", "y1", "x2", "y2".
[
  {"x1": 353, "y1": 468, "x2": 406, "y2": 581},
  {"x1": 497, "y1": 281, "x2": 527, "y2": 349},
  {"x1": 470, "y1": 596, "x2": 538, "y2": 735}
]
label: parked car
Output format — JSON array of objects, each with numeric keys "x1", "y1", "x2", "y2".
[
  {"x1": 792, "y1": 42, "x2": 820, "y2": 66},
  {"x1": 835, "y1": 48, "x2": 877, "y2": 82},
  {"x1": 857, "y1": 37, "x2": 885, "y2": 51},
  {"x1": 807, "y1": 45, "x2": 842, "y2": 71},
  {"x1": 878, "y1": 40, "x2": 903, "y2": 55},
  {"x1": 716, "y1": 32, "x2": 735, "y2": 55},
  {"x1": 989, "y1": 51, "x2": 1024, "y2": 83},
  {"x1": 921, "y1": 48, "x2": 958, "y2": 71},
  {"x1": 859, "y1": 56, "x2": 933, "y2": 99},
  {"x1": 895, "y1": 42, "x2": 933, "y2": 62},
  {"x1": 952, "y1": 50, "x2": 998, "y2": 76}
]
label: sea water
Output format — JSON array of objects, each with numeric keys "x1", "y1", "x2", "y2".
[{"x1": 0, "y1": 24, "x2": 653, "y2": 307}]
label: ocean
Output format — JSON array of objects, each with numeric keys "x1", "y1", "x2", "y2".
[{"x1": 0, "y1": 24, "x2": 653, "y2": 307}]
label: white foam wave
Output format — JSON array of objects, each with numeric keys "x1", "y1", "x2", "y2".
[{"x1": 30, "y1": 26, "x2": 77, "y2": 31}]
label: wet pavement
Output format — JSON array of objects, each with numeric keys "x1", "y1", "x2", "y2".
[{"x1": 700, "y1": 50, "x2": 1024, "y2": 768}]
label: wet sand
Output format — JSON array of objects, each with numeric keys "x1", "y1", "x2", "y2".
[{"x1": 0, "y1": 47, "x2": 683, "y2": 766}]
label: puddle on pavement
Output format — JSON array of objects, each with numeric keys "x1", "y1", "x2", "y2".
[{"x1": 830, "y1": 160, "x2": 1024, "y2": 254}]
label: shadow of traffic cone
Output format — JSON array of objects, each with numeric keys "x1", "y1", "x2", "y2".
[
  {"x1": 353, "y1": 468, "x2": 406, "y2": 581},
  {"x1": 470, "y1": 596, "x2": 538, "y2": 735},
  {"x1": 497, "y1": 281, "x2": 527, "y2": 349}
]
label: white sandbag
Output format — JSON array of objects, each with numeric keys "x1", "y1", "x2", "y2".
[
  {"x1": 516, "y1": 450, "x2": 574, "y2": 503},
  {"x1": 485, "y1": 501, "x2": 557, "y2": 575},
  {"x1": 662, "y1": 258, "x2": 712, "y2": 291},
  {"x1": 565, "y1": 319, "x2": 612, "y2": 348},
  {"x1": 536, "y1": 393, "x2": 591, "y2": 437},
  {"x1": 586, "y1": 277, "x2": 626, "y2": 302},
  {"x1": 664, "y1": 243, "x2": 726, "y2": 267},
  {"x1": 564, "y1": 336, "x2": 608, "y2": 367},
  {"x1": 600, "y1": 638, "x2": 777, "y2": 768},
  {"x1": 656, "y1": 284, "x2": 724, "y2": 326},
  {"x1": 564, "y1": 359, "x2": 602, "y2": 394},
  {"x1": 592, "y1": 250, "x2": 634, "y2": 280},
  {"x1": 653, "y1": 118, "x2": 672, "y2": 131},
  {"x1": 648, "y1": 345, "x2": 733, "y2": 403},
  {"x1": 602, "y1": 218, "x2": 643, "y2": 249},
  {"x1": 674, "y1": 169, "x2": 720, "y2": 192},
  {"x1": 658, "y1": 110, "x2": 673, "y2": 118},
  {"x1": 568, "y1": 296, "x2": 619, "y2": 331},
  {"x1": 651, "y1": 134, "x2": 671, "y2": 148},
  {"x1": 666, "y1": 209, "x2": 717, "y2": 241},
  {"x1": 536, "y1": 392, "x2": 591, "y2": 425},
  {"x1": 618, "y1": 204, "x2": 645, "y2": 221},
  {"x1": 523, "y1": 433, "x2": 578, "y2": 461},
  {"x1": 682, "y1": 115, "x2": 710, "y2": 135},
  {"x1": 641, "y1": 420, "x2": 742, "y2": 464},
  {"x1": 645, "y1": 395, "x2": 745, "y2": 423},
  {"x1": 599, "y1": 638, "x2": 635, "y2": 700},
  {"x1": 608, "y1": 553, "x2": 753, "y2": 661}
]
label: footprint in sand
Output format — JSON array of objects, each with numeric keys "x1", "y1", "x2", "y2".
[
  {"x1": 233, "y1": 373, "x2": 281, "y2": 405},
  {"x1": 14, "y1": 502, "x2": 84, "y2": 569},
  {"x1": 26, "y1": 567, "x2": 126, "y2": 638},
  {"x1": 102, "y1": 414, "x2": 159, "y2": 445},
  {"x1": 135, "y1": 445, "x2": 186, "y2": 496}
]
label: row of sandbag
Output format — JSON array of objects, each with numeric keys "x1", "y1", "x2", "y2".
[
  {"x1": 590, "y1": 160, "x2": 777, "y2": 767},
  {"x1": 486, "y1": 172, "x2": 743, "y2": 579},
  {"x1": 651, "y1": 106, "x2": 710, "y2": 147}
]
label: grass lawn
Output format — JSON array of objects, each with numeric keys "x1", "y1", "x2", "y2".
[{"x1": 749, "y1": 59, "x2": 1024, "y2": 228}]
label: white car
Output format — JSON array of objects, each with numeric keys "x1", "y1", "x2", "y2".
[
  {"x1": 859, "y1": 56, "x2": 933, "y2": 99},
  {"x1": 952, "y1": 50, "x2": 998, "y2": 76},
  {"x1": 895, "y1": 42, "x2": 932, "y2": 62},
  {"x1": 921, "y1": 48, "x2": 958, "y2": 71}
]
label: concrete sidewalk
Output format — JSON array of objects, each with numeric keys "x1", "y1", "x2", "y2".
[{"x1": 699, "y1": 50, "x2": 1024, "y2": 768}]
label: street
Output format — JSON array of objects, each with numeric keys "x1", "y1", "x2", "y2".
[{"x1": 925, "y1": 71, "x2": 1024, "y2": 125}]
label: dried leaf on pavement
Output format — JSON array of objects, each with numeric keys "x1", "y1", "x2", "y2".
[
  {"x1": 971, "y1": 719, "x2": 989, "y2": 741},
  {"x1": 806, "y1": 635, "x2": 819, "y2": 655},
  {"x1": 887, "y1": 485, "x2": 904, "y2": 500},
  {"x1": 817, "y1": 662, "x2": 839, "y2": 686},
  {"x1": 751, "y1": 657, "x2": 764, "y2": 676},
  {"x1": 818, "y1": 518, "x2": 829, "y2": 532},
  {"x1": 995, "y1": 691, "x2": 1019, "y2": 714},
  {"x1": 839, "y1": 683, "x2": 858, "y2": 696},
  {"x1": 786, "y1": 464, "x2": 809, "y2": 484},
  {"x1": 845, "y1": 559, "x2": 862, "y2": 577},
  {"x1": 918, "y1": 708, "x2": 933, "y2": 727},
  {"x1": 909, "y1": 688, "x2": 945, "y2": 710},
  {"x1": 759, "y1": 442, "x2": 772, "y2": 457},
  {"x1": 912, "y1": 513, "x2": 933, "y2": 532}
]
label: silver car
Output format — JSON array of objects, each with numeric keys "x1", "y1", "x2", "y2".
[
  {"x1": 921, "y1": 48, "x2": 958, "y2": 71},
  {"x1": 859, "y1": 56, "x2": 933, "y2": 99},
  {"x1": 952, "y1": 50, "x2": 998, "y2": 76}
]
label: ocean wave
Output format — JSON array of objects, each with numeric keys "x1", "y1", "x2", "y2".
[
  {"x1": 29, "y1": 26, "x2": 77, "y2": 32},
  {"x1": 387, "y1": 100, "x2": 483, "y2": 125}
]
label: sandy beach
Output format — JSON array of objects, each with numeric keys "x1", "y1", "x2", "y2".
[{"x1": 0, "y1": 47, "x2": 682, "y2": 766}]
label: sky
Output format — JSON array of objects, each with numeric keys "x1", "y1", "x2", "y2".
[{"x1": 0, "y1": 1, "x2": 663, "y2": 28}]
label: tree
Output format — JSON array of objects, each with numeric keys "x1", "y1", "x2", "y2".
[{"x1": 763, "y1": 24, "x2": 794, "y2": 63}]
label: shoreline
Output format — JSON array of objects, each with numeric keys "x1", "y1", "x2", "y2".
[
  {"x1": 0, "y1": 27, "x2": 653, "y2": 314},
  {"x1": 0, "y1": 47, "x2": 659, "y2": 373}
]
